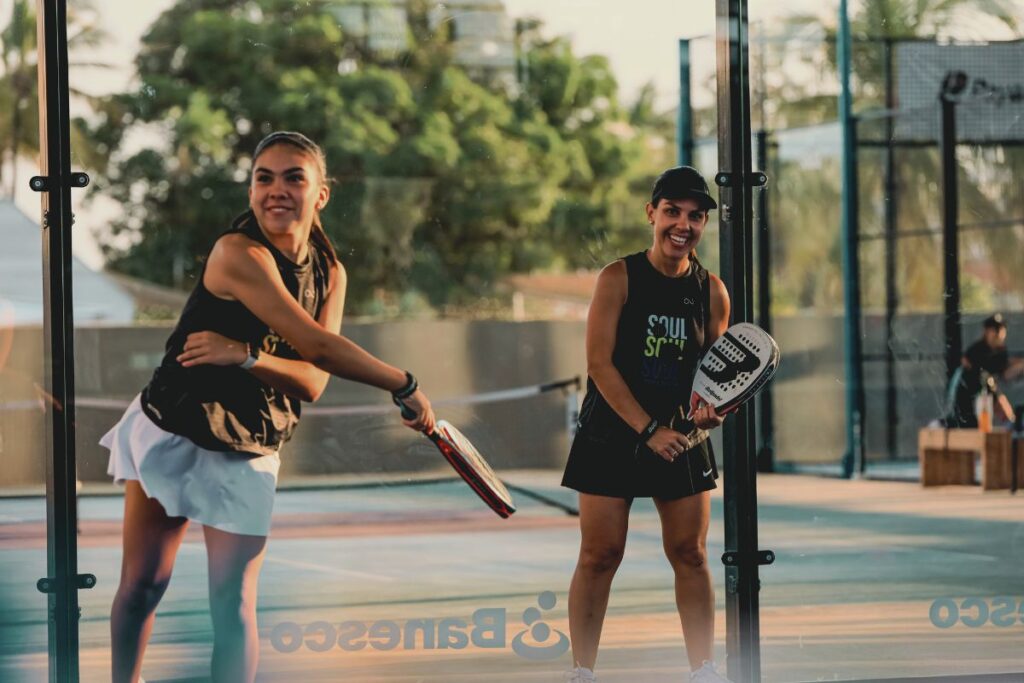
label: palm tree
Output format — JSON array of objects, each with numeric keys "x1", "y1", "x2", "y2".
[{"x1": 0, "y1": 0, "x2": 109, "y2": 196}]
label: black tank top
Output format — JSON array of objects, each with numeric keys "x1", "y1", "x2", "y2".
[
  {"x1": 140, "y1": 212, "x2": 332, "y2": 456},
  {"x1": 577, "y1": 251, "x2": 711, "y2": 441}
]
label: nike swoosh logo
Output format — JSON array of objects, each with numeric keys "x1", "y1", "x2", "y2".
[{"x1": 702, "y1": 468, "x2": 713, "y2": 477}]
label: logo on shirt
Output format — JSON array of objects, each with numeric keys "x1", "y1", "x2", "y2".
[
  {"x1": 641, "y1": 314, "x2": 689, "y2": 388},
  {"x1": 261, "y1": 331, "x2": 283, "y2": 355},
  {"x1": 644, "y1": 314, "x2": 688, "y2": 359}
]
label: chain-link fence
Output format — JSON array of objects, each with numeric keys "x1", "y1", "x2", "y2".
[{"x1": 684, "y1": 35, "x2": 1024, "y2": 467}]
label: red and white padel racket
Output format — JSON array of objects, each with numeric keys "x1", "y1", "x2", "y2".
[
  {"x1": 671, "y1": 322, "x2": 780, "y2": 448},
  {"x1": 395, "y1": 401, "x2": 516, "y2": 518}
]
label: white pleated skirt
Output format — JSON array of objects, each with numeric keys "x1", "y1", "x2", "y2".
[{"x1": 102, "y1": 395, "x2": 281, "y2": 537}]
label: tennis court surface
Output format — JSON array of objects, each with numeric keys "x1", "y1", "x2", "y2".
[{"x1": 1, "y1": 473, "x2": 1022, "y2": 682}]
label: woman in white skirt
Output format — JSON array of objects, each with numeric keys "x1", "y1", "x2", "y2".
[{"x1": 103, "y1": 131, "x2": 435, "y2": 683}]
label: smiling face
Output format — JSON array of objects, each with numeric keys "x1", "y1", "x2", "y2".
[
  {"x1": 248, "y1": 143, "x2": 330, "y2": 239},
  {"x1": 646, "y1": 197, "x2": 708, "y2": 261}
]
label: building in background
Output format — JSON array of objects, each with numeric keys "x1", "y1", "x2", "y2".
[
  {"x1": 0, "y1": 201, "x2": 134, "y2": 324},
  {"x1": 503, "y1": 271, "x2": 598, "y2": 321},
  {"x1": 329, "y1": 0, "x2": 517, "y2": 82}
]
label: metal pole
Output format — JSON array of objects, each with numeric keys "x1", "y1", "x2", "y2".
[
  {"x1": 754, "y1": 130, "x2": 774, "y2": 472},
  {"x1": 716, "y1": 1, "x2": 772, "y2": 680},
  {"x1": 940, "y1": 98, "x2": 962, "y2": 383},
  {"x1": 882, "y1": 38, "x2": 899, "y2": 461},
  {"x1": 838, "y1": 0, "x2": 865, "y2": 478},
  {"x1": 678, "y1": 38, "x2": 693, "y2": 166},
  {"x1": 33, "y1": 1, "x2": 95, "y2": 680}
]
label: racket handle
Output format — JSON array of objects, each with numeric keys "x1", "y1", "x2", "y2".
[{"x1": 684, "y1": 428, "x2": 712, "y2": 449}]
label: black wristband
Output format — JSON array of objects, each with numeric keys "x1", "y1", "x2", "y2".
[
  {"x1": 392, "y1": 371, "x2": 418, "y2": 400},
  {"x1": 639, "y1": 418, "x2": 659, "y2": 444}
]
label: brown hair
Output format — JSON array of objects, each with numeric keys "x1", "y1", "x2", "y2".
[{"x1": 251, "y1": 131, "x2": 338, "y2": 264}]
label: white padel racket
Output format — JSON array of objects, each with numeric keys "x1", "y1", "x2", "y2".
[{"x1": 671, "y1": 322, "x2": 780, "y2": 448}]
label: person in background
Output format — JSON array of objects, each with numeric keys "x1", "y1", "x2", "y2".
[{"x1": 948, "y1": 313, "x2": 1024, "y2": 428}]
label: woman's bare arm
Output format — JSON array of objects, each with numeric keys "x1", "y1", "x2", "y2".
[
  {"x1": 177, "y1": 261, "x2": 346, "y2": 402},
  {"x1": 199, "y1": 234, "x2": 433, "y2": 430}
]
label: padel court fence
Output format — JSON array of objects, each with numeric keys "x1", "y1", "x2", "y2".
[
  {"x1": 685, "y1": 34, "x2": 1024, "y2": 469},
  {"x1": 3, "y1": 313, "x2": 1023, "y2": 492}
]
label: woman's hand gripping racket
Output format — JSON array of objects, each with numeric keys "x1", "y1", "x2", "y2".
[
  {"x1": 394, "y1": 400, "x2": 516, "y2": 518},
  {"x1": 671, "y1": 322, "x2": 780, "y2": 448}
]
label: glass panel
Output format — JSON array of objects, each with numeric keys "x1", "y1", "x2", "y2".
[
  {"x1": 56, "y1": 0, "x2": 727, "y2": 680},
  {"x1": 0, "y1": 1, "x2": 50, "y2": 677},
  {"x1": 12, "y1": 0, "x2": 1023, "y2": 680},
  {"x1": 748, "y1": 19, "x2": 1024, "y2": 680}
]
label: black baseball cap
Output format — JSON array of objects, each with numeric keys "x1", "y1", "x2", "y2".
[
  {"x1": 651, "y1": 166, "x2": 718, "y2": 210},
  {"x1": 983, "y1": 313, "x2": 1006, "y2": 330}
]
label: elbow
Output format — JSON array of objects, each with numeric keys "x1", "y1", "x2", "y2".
[
  {"x1": 302, "y1": 336, "x2": 332, "y2": 371},
  {"x1": 294, "y1": 388, "x2": 318, "y2": 403},
  {"x1": 291, "y1": 379, "x2": 324, "y2": 404},
  {"x1": 587, "y1": 359, "x2": 614, "y2": 382},
  {"x1": 306, "y1": 378, "x2": 329, "y2": 403}
]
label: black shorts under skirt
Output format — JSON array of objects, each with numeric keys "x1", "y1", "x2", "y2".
[{"x1": 561, "y1": 427, "x2": 719, "y2": 500}]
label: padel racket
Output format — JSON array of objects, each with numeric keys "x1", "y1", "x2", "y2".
[
  {"x1": 395, "y1": 400, "x2": 516, "y2": 518},
  {"x1": 671, "y1": 322, "x2": 780, "y2": 448}
]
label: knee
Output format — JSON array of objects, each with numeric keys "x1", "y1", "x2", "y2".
[
  {"x1": 116, "y1": 575, "x2": 171, "y2": 615},
  {"x1": 578, "y1": 544, "x2": 625, "y2": 576},
  {"x1": 209, "y1": 580, "x2": 256, "y2": 625},
  {"x1": 664, "y1": 540, "x2": 707, "y2": 573}
]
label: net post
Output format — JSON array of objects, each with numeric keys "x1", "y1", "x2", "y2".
[{"x1": 565, "y1": 377, "x2": 580, "y2": 448}]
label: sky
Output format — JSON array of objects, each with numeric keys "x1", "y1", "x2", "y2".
[{"x1": 4, "y1": 0, "x2": 1018, "y2": 269}]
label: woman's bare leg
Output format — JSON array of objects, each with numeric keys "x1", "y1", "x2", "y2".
[
  {"x1": 654, "y1": 491, "x2": 713, "y2": 669},
  {"x1": 203, "y1": 526, "x2": 268, "y2": 683},
  {"x1": 110, "y1": 481, "x2": 190, "y2": 683},
  {"x1": 567, "y1": 493, "x2": 631, "y2": 671}
]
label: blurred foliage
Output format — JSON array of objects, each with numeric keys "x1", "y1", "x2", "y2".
[
  {"x1": 0, "y1": 0, "x2": 108, "y2": 196},
  {"x1": 734, "y1": 0, "x2": 1023, "y2": 314},
  {"x1": 87, "y1": 0, "x2": 673, "y2": 315},
  {"x1": 10, "y1": 0, "x2": 1021, "y2": 318}
]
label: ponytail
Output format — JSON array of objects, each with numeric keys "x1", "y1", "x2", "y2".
[{"x1": 310, "y1": 219, "x2": 338, "y2": 265}]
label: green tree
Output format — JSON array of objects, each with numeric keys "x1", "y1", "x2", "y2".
[
  {"x1": 0, "y1": 0, "x2": 108, "y2": 195},
  {"x1": 96, "y1": 1, "x2": 648, "y2": 314}
]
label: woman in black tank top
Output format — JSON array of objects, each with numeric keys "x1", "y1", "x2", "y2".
[
  {"x1": 107, "y1": 132, "x2": 437, "y2": 683},
  {"x1": 562, "y1": 167, "x2": 734, "y2": 683}
]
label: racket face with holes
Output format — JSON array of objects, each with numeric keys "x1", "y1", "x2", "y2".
[
  {"x1": 691, "y1": 322, "x2": 779, "y2": 414},
  {"x1": 431, "y1": 420, "x2": 516, "y2": 518}
]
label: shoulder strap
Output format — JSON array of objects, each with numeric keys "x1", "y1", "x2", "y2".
[{"x1": 620, "y1": 251, "x2": 645, "y2": 305}]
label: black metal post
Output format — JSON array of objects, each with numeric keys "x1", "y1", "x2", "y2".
[
  {"x1": 33, "y1": 1, "x2": 95, "y2": 680},
  {"x1": 882, "y1": 38, "x2": 899, "y2": 461},
  {"x1": 838, "y1": 0, "x2": 865, "y2": 479},
  {"x1": 754, "y1": 130, "x2": 774, "y2": 472},
  {"x1": 715, "y1": 1, "x2": 771, "y2": 680},
  {"x1": 678, "y1": 38, "x2": 693, "y2": 167},
  {"x1": 940, "y1": 97, "x2": 962, "y2": 383}
]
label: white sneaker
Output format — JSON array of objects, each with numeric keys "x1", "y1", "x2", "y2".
[
  {"x1": 690, "y1": 660, "x2": 732, "y2": 683},
  {"x1": 564, "y1": 666, "x2": 597, "y2": 682}
]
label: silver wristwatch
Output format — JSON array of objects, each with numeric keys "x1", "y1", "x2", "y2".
[{"x1": 239, "y1": 343, "x2": 260, "y2": 370}]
